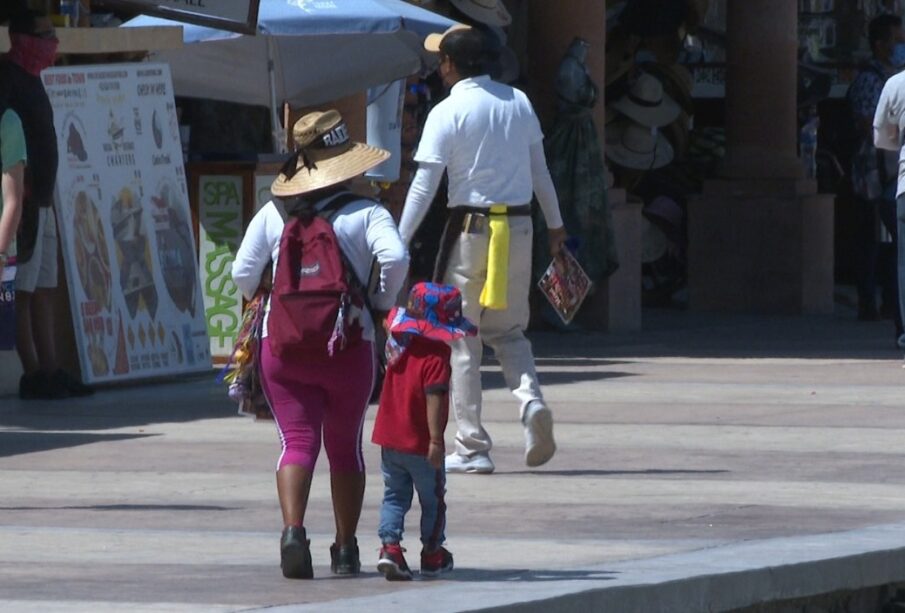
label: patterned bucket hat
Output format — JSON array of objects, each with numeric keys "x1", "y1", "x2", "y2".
[{"x1": 388, "y1": 282, "x2": 477, "y2": 343}]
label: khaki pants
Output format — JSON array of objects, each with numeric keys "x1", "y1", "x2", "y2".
[{"x1": 443, "y1": 215, "x2": 545, "y2": 457}]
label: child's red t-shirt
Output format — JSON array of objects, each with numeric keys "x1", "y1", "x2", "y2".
[{"x1": 372, "y1": 335, "x2": 451, "y2": 456}]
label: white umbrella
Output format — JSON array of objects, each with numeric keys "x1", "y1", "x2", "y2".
[{"x1": 123, "y1": 0, "x2": 456, "y2": 151}]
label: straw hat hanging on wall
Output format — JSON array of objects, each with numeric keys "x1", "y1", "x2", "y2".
[
  {"x1": 606, "y1": 120, "x2": 674, "y2": 171},
  {"x1": 449, "y1": 0, "x2": 511, "y2": 26},
  {"x1": 611, "y1": 72, "x2": 681, "y2": 127}
]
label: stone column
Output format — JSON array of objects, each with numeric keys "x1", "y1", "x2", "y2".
[
  {"x1": 723, "y1": 0, "x2": 801, "y2": 179},
  {"x1": 528, "y1": 0, "x2": 641, "y2": 331},
  {"x1": 687, "y1": 0, "x2": 834, "y2": 314}
]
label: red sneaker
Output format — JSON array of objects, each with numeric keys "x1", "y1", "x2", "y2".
[
  {"x1": 420, "y1": 546, "x2": 454, "y2": 577},
  {"x1": 377, "y1": 543, "x2": 413, "y2": 581}
]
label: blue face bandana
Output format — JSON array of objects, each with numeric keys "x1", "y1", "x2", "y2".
[{"x1": 891, "y1": 43, "x2": 905, "y2": 68}]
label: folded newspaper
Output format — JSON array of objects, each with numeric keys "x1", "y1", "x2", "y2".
[{"x1": 537, "y1": 249, "x2": 592, "y2": 325}]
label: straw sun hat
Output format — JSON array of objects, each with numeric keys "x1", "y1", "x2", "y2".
[
  {"x1": 271, "y1": 110, "x2": 390, "y2": 197},
  {"x1": 606, "y1": 120, "x2": 674, "y2": 170},
  {"x1": 424, "y1": 23, "x2": 471, "y2": 54},
  {"x1": 449, "y1": 0, "x2": 511, "y2": 26},
  {"x1": 611, "y1": 72, "x2": 681, "y2": 128},
  {"x1": 640, "y1": 62, "x2": 694, "y2": 115}
]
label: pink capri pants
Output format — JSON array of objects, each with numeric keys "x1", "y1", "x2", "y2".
[{"x1": 260, "y1": 337, "x2": 375, "y2": 473}]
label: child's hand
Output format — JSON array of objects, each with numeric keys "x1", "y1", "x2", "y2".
[{"x1": 427, "y1": 441, "x2": 444, "y2": 469}]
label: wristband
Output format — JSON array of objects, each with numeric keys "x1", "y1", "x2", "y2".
[{"x1": 429, "y1": 439, "x2": 444, "y2": 445}]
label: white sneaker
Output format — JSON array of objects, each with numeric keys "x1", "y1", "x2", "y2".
[
  {"x1": 523, "y1": 402, "x2": 556, "y2": 467},
  {"x1": 445, "y1": 452, "x2": 495, "y2": 474}
]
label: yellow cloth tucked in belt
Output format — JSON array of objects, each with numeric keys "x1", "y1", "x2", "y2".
[{"x1": 479, "y1": 205, "x2": 510, "y2": 310}]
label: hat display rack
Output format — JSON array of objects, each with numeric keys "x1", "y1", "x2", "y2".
[
  {"x1": 604, "y1": 1, "x2": 698, "y2": 181},
  {"x1": 605, "y1": 0, "x2": 705, "y2": 311}
]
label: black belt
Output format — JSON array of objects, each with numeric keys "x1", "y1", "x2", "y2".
[
  {"x1": 432, "y1": 205, "x2": 532, "y2": 282},
  {"x1": 454, "y1": 204, "x2": 532, "y2": 217}
]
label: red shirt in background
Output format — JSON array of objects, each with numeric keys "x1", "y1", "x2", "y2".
[{"x1": 372, "y1": 335, "x2": 451, "y2": 456}]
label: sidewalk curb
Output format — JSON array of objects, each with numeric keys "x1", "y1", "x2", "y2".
[{"x1": 260, "y1": 523, "x2": 905, "y2": 613}]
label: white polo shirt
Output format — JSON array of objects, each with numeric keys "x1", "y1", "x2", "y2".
[
  {"x1": 874, "y1": 70, "x2": 905, "y2": 197},
  {"x1": 415, "y1": 75, "x2": 544, "y2": 207}
]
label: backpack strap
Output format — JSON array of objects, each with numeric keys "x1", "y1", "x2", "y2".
[
  {"x1": 316, "y1": 191, "x2": 370, "y2": 221},
  {"x1": 313, "y1": 191, "x2": 383, "y2": 311}
]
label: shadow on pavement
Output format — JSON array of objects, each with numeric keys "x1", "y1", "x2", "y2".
[
  {"x1": 482, "y1": 369, "x2": 636, "y2": 390},
  {"x1": 533, "y1": 358, "x2": 633, "y2": 367},
  {"x1": 0, "y1": 377, "x2": 233, "y2": 434},
  {"x1": 449, "y1": 568, "x2": 617, "y2": 582},
  {"x1": 0, "y1": 431, "x2": 156, "y2": 458},
  {"x1": 528, "y1": 309, "x2": 904, "y2": 361},
  {"x1": 498, "y1": 468, "x2": 730, "y2": 477},
  {"x1": 0, "y1": 503, "x2": 237, "y2": 511}
]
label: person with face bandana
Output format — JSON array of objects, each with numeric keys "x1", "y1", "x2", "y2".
[
  {"x1": 1, "y1": 10, "x2": 93, "y2": 399},
  {"x1": 398, "y1": 26, "x2": 567, "y2": 474},
  {"x1": 848, "y1": 14, "x2": 905, "y2": 341}
]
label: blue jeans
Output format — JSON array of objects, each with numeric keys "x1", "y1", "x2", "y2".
[{"x1": 378, "y1": 447, "x2": 446, "y2": 550}]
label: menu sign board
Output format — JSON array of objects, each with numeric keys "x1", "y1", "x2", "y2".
[
  {"x1": 102, "y1": 0, "x2": 261, "y2": 34},
  {"x1": 46, "y1": 63, "x2": 211, "y2": 383}
]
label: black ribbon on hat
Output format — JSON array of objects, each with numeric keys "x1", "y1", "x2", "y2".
[
  {"x1": 279, "y1": 148, "x2": 317, "y2": 180},
  {"x1": 628, "y1": 92, "x2": 661, "y2": 108},
  {"x1": 280, "y1": 121, "x2": 352, "y2": 179}
]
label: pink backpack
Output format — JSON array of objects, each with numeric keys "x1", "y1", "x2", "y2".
[{"x1": 268, "y1": 195, "x2": 365, "y2": 360}]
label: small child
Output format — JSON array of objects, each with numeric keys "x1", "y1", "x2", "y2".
[{"x1": 371, "y1": 282, "x2": 477, "y2": 581}]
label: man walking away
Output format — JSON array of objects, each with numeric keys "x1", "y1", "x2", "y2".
[{"x1": 398, "y1": 27, "x2": 568, "y2": 474}]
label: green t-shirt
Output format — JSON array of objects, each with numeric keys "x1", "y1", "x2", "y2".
[
  {"x1": 1, "y1": 108, "x2": 26, "y2": 257},
  {"x1": 1, "y1": 108, "x2": 27, "y2": 171}
]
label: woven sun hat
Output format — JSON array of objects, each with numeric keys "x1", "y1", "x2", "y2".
[
  {"x1": 449, "y1": 0, "x2": 511, "y2": 26},
  {"x1": 388, "y1": 282, "x2": 477, "y2": 343},
  {"x1": 424, "y1": 23, "x2": 471, "y2": 54},
  {"x1": 606, "y1": 120, "x2": 674, "y2": 170},
  {"x1": 271, "y1": 110, "x2": 390, "y2": 197},
  {"x1": 640, "y1": 62, "x2": 694, "y2": 115},
  {"x1": 612, "y1": 72, "x2": 681, "y2": 128}
]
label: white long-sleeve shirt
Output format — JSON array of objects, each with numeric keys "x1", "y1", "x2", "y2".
[
  {"x1": 232, "y1": 192, "x2": 409, "y2": 341},
  {"x1": 398, "y1": 75, "x2": 564, "y2": 244},
  {"x1": 874, "y1": 70, "x2": 905, "y2": 197}
]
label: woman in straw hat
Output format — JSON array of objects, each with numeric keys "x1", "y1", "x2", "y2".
[{"x1": 232, "y1": 109, "x2": 409, "y2": 579}]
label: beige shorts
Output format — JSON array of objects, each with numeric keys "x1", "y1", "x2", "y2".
[{"x1": 16, "y1": 207, "x2": 58, "y2": 293}]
